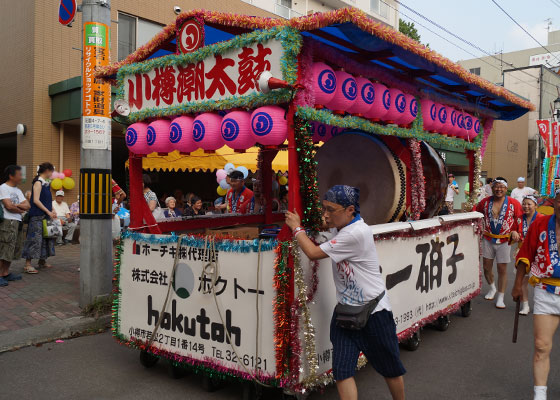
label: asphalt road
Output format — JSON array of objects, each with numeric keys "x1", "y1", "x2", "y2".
[{"x1": 1, "y1": 270, "x2": 559, "y2": 400}]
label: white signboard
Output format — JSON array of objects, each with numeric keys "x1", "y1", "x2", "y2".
[
  {"x1": 117, "y1": 238, "x2": 277, "y2": 376},
  {"x1": 123, "y1": 39, "x2": 284, "y2": 114},
  {"x1": 82, "y1": 116, "x2": 111, "y2": 149},
  {"x1": 529, "y1": 51, "x2": 560, "y2": 67},
  {"x1": 306, "y1": 220, "x2": 481, "y2": 377}
]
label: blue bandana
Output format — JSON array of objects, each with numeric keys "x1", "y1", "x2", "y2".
[{"x1": 324, "y1": 185, "x2": 360, "y2": 214}]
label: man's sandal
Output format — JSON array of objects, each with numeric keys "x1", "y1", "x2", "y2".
[{"x1": 24, "y1": 266, "x2": 39, "y2": 274}]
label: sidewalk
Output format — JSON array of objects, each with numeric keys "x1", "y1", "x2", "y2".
[{"x1": 0, "y1": 244, "x2": 107, "y2": 350}]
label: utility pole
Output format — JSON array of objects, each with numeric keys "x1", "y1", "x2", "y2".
[{"x1": 79, "y1": 0, "x2": 113, "y2": 306}]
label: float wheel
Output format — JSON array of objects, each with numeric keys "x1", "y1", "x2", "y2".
[
  {"x1": 461, "y1": 301, "x2": 472, "y2": 317},
  {"x1": 433, "y1": 315, "x2": 450, "y2": 331},
  {"x1": 167, "y1": 362, "x2": 187, "y2": 379},
  {"x1": 139, "y1": 350, "x2": 158, "y2": 368},
  {"x1": 242, "y1": 382, "x2": 262, "y2": 400},
  {"x1": 202, "y1": 375, "x2": 224, "y2": 392},
  {"x1": 402, "y1": 331, "x2": 421, "y2": 351}
]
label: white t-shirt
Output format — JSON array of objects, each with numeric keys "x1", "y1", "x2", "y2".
[
  {"x1": 52, "y1": 200, "x2": 70, "y2": 217},
  {"x1": 445, "y1": 184, "x2": 458, "y2": 202},
  {"x1": 320, "y1": 218, "x2": 391, "y2": 313},
  {"x1": 0, "y1": 183, "x2": 26, "y2": 221},
  {"x1": 511, "y1": 186, "x2": 536, "y2": 203}
]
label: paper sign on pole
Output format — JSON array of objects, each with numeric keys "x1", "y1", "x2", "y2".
[
  {"x1": 537, "y1": 119, "x2": 551, "y2": 156},
  {"x1": 82, "y1": 22, "x2": 111, "y2": 150}
]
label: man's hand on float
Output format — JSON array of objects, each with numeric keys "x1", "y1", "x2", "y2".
[
  {"x1": 510, "y1": 231, "x2": 520, "y2": 242},
  {"x1": 285, "y1": 209, "x2": 302, "y2": 231}
]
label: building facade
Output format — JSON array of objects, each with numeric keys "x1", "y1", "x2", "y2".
[{"x1": 0, "y1": 0, "x2": 398, "y2": 202}]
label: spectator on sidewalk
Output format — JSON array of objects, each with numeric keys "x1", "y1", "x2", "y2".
[
  {"x1": 22, "y1": 162, "x2": 57, "y2": 274},
  {"x1": 51, "y1": 190, "x2": 77, "y2": 245},
  {"x1": 70, "y1": 196, "x2": 79, "y2": 225},
  {"x1": 511, "y1": 177, "x2": 537, "y2": 203},
  {"x1": 0, "y1": 165, "x2": 30, "y2": 286},
  {"x1": 445, "y1": 173, "x2": 459, "y2": 214}
]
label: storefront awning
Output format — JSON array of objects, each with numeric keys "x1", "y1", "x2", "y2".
[{"x1": 125, "y1": 147, "x2": 288, "y2": 172}]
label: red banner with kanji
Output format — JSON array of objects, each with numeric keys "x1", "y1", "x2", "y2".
[
  {"x1": 537, "y1": 119, "x2": 551, "y2": 156},
  {"x1": 553, "y1": 122, "x2": 560, "y2": 156}
]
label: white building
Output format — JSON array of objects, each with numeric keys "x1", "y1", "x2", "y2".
[{"x1": 242, "y1": 0, "x2": 399, "y2": 29}]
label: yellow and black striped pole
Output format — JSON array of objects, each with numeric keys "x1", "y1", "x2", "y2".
[{"x1": 79, "y1": 168, "x2": 112, "y2": 219}]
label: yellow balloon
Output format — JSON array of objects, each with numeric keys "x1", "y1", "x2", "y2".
[
  {"x1": 217, "y1": 186, "x2": 227, "y2": 196},
  {"x1": 62, "y1": 177, "x2": 75, "y2": 190},
  {"x1": 51, "y1": 178, "x2": 63, "y2": 190},
  {"x1": 278, "y1": 176, "x2": 288, "y2": 186}
]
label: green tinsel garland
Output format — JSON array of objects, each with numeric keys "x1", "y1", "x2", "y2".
[{"x1": 294, "y1": 117, "x2": 323, "y2": 233}]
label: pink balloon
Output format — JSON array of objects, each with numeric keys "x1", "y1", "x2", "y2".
[
  {"x1": 384, "y1": 88, "x2": 406, "y2": 123},
  {"x1": 311, "y1": 62, "x2": 337, "y2": 106},
  {"x1": 221, "y1": 111, "x2": 255, "y2": 150},
  {"x1": 216, "y1": 169, "x2": 227, "y2": 184},
  {"x1": 59, "y1": 173, "x2": 65, "y2": 179},
  {"x1": 147, "y1": 119, "x2": 172, "y2": 154},
  {"x1": 326, "y1": 71, "x2": 357, "y2": 113},
  {"x1": 126, "y1": 122, "x2": 150, "y2": 155},
  {"x1": 251, "y1": 106, "x2": 287, "y2": 146},
  {"x1": 193, "y1": 113, "x2": 224, "y2": 151},
  {"x1": 364, "y1": 83, "x2": 390, "y2": 121},
  {"x1": 347, "y1": 77, "x2": 375, "y2": 116},
  {"x1": 170, "y1": 116, "x2": 197, "y2": 154}
]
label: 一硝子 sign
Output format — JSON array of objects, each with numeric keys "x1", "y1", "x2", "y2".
[
  {"x1": 122, "y1": 39, "x2": 284, "y2": 114},
  {"x1": 116, "y1": 236, "x2": 277, "y2": 377}
]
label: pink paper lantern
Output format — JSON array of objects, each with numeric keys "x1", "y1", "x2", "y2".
[
  {"x1": 169, "y1": 116, "x2": 197, "y2": 154},
  {"x1": 471, "y1": 117, "x2": 481, "y2": 140},
  {"x1": 347, "y1": 77, "x2": 375, "y2": 116},
  {"x1": 420, "y1": 99, "x2": 438, "y2": 132},
  {"x1": 325, "y1": 71, "x2": 357, "y2": 113},
  {"x1": 193, "y1": 113, "x2": 224, "y2": 151},
  {"x1": 440, "y1": 106, "x2": 455, "y2": 135},
  {"x1": 311, "y1": 62, "x2": 337, "y2": 107},
  {"x1": 221, "y1": 111, "x2": 255, "y2": 150},
  {"x1": 397, "y1": 94, "x2": 417, "y2": 126},
  {"x1": 384, "y1": 88, "x2": 407, "y2": 123},
  {"x1": 464, "y1": 113, "x2": 475, "y2": 140},
  {"x1": 430, "y1": 103, "x2": 445, "y2": 133},
  {"x1": 455, "y1": 112, "x2": 467, "y2": 138},
  {"x1": 312, "y1": 122, "x2": 328, "y2": 143},
  {"x1": 364, "y1": 83, "x2": 390, "y2": 121},
  {"x1": 250, "y1": 106, "x2": 287, "y2": 146},
  {"x1": 126, "y1": 122, "x2": 150, "y2": 155},
  {"x1": 146, "y1": 120, "x2": 172, "y2": 154},
  {"x1": 448, "y1": 109, "x2": 460, "y2": 137}
]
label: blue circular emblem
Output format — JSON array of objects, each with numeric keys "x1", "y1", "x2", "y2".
[
  {"x1": 539, "y1": 231, "x2": 547, "y2": 242},
  {"x1": 221, "y1": 118, "x2": 239, "y2": 142},
  {"x1": 251, "y1": 112, "x2": 273, "y2": 136},
  {"x1": 395, "y1": 94, "x2": 406, "y2": 113},
  {"x1": 342, "y1": 78, "x2": 357, "y2": 101},
  {"x1": 331, "y1": 126, "x2": 339, "y2": 136},
  {"x1": 457, "y1": 114, "x2": 465, "y2": 129},
  {"x1": 474, "y1": 119, "x2": 481, "y2": 133},
  {"x1": 450, "y1": 110, "x2": 457, "y2": 126},
  {"x1": 430, "y1": 104, "x2": 437, "y2": 121},
  {"x1": 317, "y1": 124, "x2": 326, "y2": 137},
  {"x1": 382, "y1": 90, "x2": 391, "y2": 110},
  {"x1": 318, "y1": 70, "x2": 336, "y2": 94},
  {"x1": 169, "y1": 123, "x2": 182, "y2": 144},
  {"x1": 126, "y1": 128, "x2": 138, "y2": 146},
  {"x1": 438, "y1": 107, "x2": 447, "y2": 124},
  {"x1": 193, "y1": 120, "x2": 205, "y2": 142},
  {"x1": 146, "y1": 126, "x2": 156, "y2": 146},
  {"x1": 410, "y1": 99, "x2": 418, "y2": 117},
  {"x1": 361, "y1": 83, "x2": 375, "y2": 105},
  {"x1": 464, "y1": 115, "x2": 473, "y2": 130}
]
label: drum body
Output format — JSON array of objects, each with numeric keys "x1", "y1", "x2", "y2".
[
  {"x1": 316, "y1": 132, "x2": 407, "y2": 225},
  {"x1": 419, "y1": 141, "x2": 447, "y2": 219}
]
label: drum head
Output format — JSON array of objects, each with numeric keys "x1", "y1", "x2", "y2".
[
  {"x1": 420, "y1": 141, "x2": 447, "y2": 219},
  {"x1": 316, "y1": 132, "x2": 406, "y2": 225}
]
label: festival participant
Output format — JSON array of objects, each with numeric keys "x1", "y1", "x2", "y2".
[
  {"x1": 0, "y1": 165, "x2": 30, "y2": 286},
  {"x1": 285, "y1": 185, "x2": 405, "y2": 400},
  {"x1": 476, "y1": 177, "x2": 522, "y2": 308},
  {"x1": 111, "y1": 179, "x2": 126, "y2": 204},
  {"x1": 516, "y1": 195, "x2": 544, "y2": 315},
  {"x1": 185, "y1": 196, "x2": 204, "y2": 216},
  {"x1": 163, "y1": 197, "x2": 182, "y2": 218},
  {"x1": 511, "y1": 177, "x2": 537, "y2": 203},
  {"x1": 445, "y1": 173, "x2": 459, "y2": 214},
  {"x1": 223, "y1": 170, "x2": 253, "y2": 214},
  {"x1": 513, "y1": 189, "x2": 560, "y2": 400}
]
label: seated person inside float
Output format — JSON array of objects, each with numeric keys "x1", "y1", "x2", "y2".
[
  {"x1": 216, "y1": 170, "x2": 253, "y2": 214},
  {"x1": 184, "y1": 196, "x2": 204, "y2": 217},
  {"x1": 163, "y1": 196, "x2": 182, "y2": 218}
]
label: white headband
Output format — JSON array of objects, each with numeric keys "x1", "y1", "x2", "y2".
[
  {"x1": 523, "y1": 194, "x2": 538, "y2": 204},
  {"x1": 492, "y1": 179, "x2": 508, "y2": 187}
]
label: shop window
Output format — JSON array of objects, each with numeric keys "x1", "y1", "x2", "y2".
[
  {"x1": 469, "y1": 67, "x2": 481, "y2": 76},
  {"x1": 118, "y1": 13, "x2": 136, "y2": 61}
]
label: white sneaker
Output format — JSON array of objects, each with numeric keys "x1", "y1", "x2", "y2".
[
  {"x1": 496, "y1": 293, "x2": 506, "y2": 309},
  {"x1": 519, "y1": 302, "x2": 530, "y2": 315},
  {"x1": 485, "y1": 284, "x2": 497, "y2": 300},
  {"x1": 534, "y1": 386, "x2": 547, "y2": 400}
]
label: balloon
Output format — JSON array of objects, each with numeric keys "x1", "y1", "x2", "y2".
[
  {"x1": 224, "y1": 163, "x2": 235, "y2": 174},
  {"x1": 59, "y1": 173, "x2": 65, "y2": 180},
  {"x1": 217, "y1": 186, "x2": 227, "y2": 196},
  {"x1": 63, "y1": 169, "x2": 72, "y2": 177},
  {"x1": 236, "y1": 166, "x2": 249, "y2": 179},
  {"x1": 52, "y1": 172, "x2": 60, "y2": 179},
  {"x1": 62, "y1": 177, "x2": 75, "y2": 190},
  {"x1": 51, "y1": 178, "x2": 63, "y2": 190},
  {"x1": 278, "y1": 176, "x2": 288, "y2": 186},
  {"x1": 219, "y1": 179, "x2": 230, "y2": 190},
  {"x1": 216, "y1": 169, "x2": 227, "y2": 184}
]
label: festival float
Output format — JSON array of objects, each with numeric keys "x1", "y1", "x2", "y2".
[{"x1": 95, "y1": 8, "x2": 534, "y2": 398}]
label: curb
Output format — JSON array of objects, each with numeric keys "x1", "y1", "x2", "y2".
[{"x1": 0, "y1": 314, "x2": 112, "y2": 353}]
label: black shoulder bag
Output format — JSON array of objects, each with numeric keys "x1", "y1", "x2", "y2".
[{"x1": 334, "y1": 291, "x2": 385, "y2": 330}]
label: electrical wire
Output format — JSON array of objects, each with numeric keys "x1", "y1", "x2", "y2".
[
  {"x1": 549, "y1": 0, "x2": 560, "y2": 9},
  {"x1": 490, "y1": 0, "x2": 560, "y2": 65}
]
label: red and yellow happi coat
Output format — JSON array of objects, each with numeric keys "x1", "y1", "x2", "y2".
[
  {"x1": 516, "y1": 214, "x2": 560, "y2": 295},
  {"x1": 476, "y1": 195, "x2": 522, "y2": 244}
]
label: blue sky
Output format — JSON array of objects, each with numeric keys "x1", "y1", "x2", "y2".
[{"x1": 398, "y1": 0, "x2": 556, "y2": 62}]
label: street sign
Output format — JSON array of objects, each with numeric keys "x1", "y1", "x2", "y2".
[{"x1": 59, "y1": 0, "x2": 77, "y2": 26}]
